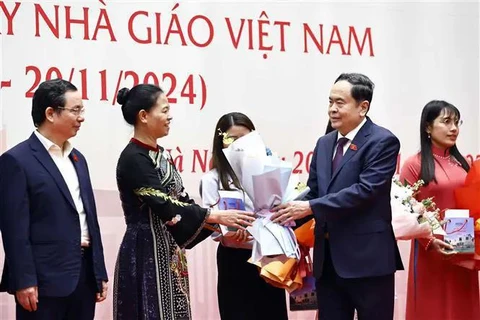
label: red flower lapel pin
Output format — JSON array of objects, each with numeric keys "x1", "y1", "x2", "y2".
[
  {"x1": 350, "y1": 144, "x2": 358, "y2": 151},
  {"x1": 72, "y1": 153, "x2": 79, "y2": 162}
]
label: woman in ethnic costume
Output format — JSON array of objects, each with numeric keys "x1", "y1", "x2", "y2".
[
  {"x1": 113, "y1": 84, "x2": 255, "y2": 320},
  {"x1": 399, "y1": 100, "x2": 479, "y2": 320}
]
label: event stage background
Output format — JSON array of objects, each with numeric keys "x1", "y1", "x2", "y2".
[{"x1": 1, "y1": 1, "x2": 479, "y2": 319}]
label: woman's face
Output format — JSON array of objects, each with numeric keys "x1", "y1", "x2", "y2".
[
  {"x1": 223, "y1": 125, "x2": 251, "y2": 148},
  {"x1": 427, "y1": 109, "x2": 462, "y2": 149},
  {"x1": 143, "y1": 93, "x2": 172, "y2": 139}
]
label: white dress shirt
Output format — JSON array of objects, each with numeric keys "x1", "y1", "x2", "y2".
[
  {"x1": 333, "y1": 117, "x2": 367, "y2": 158},
  {"x1": 34, "y1": 131, "x2": 90, "y2": 246}
]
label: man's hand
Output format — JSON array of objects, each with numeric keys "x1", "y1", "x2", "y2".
[
  {"x1": 16, "y1": 286, "x2": 38, "y2": 312},
  {"x1": 96, "y1": 281, "x2": 108, "y2": 303},
  {"x1": 271, "y1": 201, "x2": 313, "y2": 225}
]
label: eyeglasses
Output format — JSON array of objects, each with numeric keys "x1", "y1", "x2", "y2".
[
  {"x1": 439, "y1": 118, "x2": 463, "y2": 128},
  {"x1": 58, "y1": 107, "x2": 85, "y2": 117}
]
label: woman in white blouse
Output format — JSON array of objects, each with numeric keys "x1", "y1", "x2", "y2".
[{"x1": 200, "y1": 112, "x2": 288, "y2": 320}]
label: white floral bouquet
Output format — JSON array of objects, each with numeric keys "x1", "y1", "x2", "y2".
[
  {"x1": 221, "y1": 131, "x2": 314, "y2": 292},
  {"x1": 391, "y1": 176, "x2": 445, "y2": 240}
]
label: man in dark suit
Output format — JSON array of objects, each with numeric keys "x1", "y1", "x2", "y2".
[
  {"x1": 273, "y1": 73, "x2": 403, "y2": 320},
  {"x1": 0, "y1": 79, "x2": 108, "y2": 319}
]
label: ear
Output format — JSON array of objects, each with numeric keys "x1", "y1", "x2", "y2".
[
  {"x1": 425, "y1": 124, "x2": 432, "y2": 134},
  {"x1": 137, "y1": 109, "x2": 148, "y2": 124},
  {"x1": 44, "y1": 107, "x2": 56, "y2": 123},
  {"x1": 359, "y1": 101, "x2": 369, "y2": 116}
]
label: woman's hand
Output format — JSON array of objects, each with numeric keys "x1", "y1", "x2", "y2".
[
  {"x1": 226, "y1": 229, "x2": 253, "y2": 242},
  {"x1": 429, "y1": 238, "x2": 456, "y2": 256},
  {"x1": 208, "y1": 210, "x2": 255, "y2": 229}
]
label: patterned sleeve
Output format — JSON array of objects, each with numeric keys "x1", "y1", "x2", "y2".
[{"x1": 118, "y1": 150, "x2": 211, "y2": 248}]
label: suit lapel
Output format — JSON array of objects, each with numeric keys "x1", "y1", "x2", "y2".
[
  {"x1": 325, "y1": 132, "x2": 338, "y2": 180},
  {"x1": 29, "y1": 133, "x2": 77, "y2": 211},
  {"x1": 320, "y1": 132, "x2": 337, "y2": 190},
  {"x1": 69, "y1": 152, "x2": 90, "y2": 216},
  {"x1": 329, "y1": 119, "x2": 373, "y2": 184}
]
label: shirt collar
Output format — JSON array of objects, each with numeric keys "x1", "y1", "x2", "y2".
[
  {"x1": 337, "y1": 117, "x2": 367, "y2": 142},
  {"x1": 34, "y1": 130, "x2": 73, "y2": 158}
]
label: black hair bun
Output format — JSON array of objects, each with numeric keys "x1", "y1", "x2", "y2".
[{"x1": 117, "y1": 87, "x2": 130, "y2": 105}]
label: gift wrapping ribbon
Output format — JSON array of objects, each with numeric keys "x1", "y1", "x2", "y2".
[
  {"x1": 444, "y1": 218, "x2": 469, "y2": 234},
  {"x1": 297, "y1": 245, "x2": 313, "y2": 279}
]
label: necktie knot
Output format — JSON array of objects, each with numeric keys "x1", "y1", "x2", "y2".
[{"x1": 337, "y1": 137, "x2": 349, "y2": 148}]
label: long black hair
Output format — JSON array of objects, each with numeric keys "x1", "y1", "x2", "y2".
[
  {"x1": 325, "y1": 120, "x2": 334, "y2": 135},
  {"x1": 211, "y1": 112, "x2": 255, "y2": 190},
  {"x1": 419, "y1": 100, "x2": 469, "y2": 185}
]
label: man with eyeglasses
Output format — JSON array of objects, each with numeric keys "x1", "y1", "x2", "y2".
[{"x1": 0, "y1": 79, "x2": 108, "y2": 320}]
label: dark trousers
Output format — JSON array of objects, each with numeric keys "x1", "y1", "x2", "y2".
[
  {"x1": 16, "y1": 248, "x2": 97, "y2": 320},
  {"x1": 316, "y1": 241, "x2": 394, "y2": 320},
  {"x1": 217, "y1": 245, "x2": 288, "y2": 320}
]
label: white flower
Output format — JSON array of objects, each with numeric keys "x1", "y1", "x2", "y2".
[
  {"x1": 412, "y1": 202, "x2": 426, "y2": 214},
  {"x1": 390, "y1": 177, "x2": 444, "y2": 238},
  {"x1": 403, "y1": 187, "x2": 414, "y2": 198}
]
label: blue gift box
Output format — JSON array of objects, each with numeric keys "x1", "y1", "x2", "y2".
[
  {"x1": 217, "y1": 191, "x2": 246, "y2": 234},
  {"x1": 444, "y1": 217, "x2": 475, "y2": 254}
]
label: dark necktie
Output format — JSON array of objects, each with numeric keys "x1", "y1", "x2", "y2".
[{"x1": 332, "y1": 137, "x2": 349, "y2": 172}]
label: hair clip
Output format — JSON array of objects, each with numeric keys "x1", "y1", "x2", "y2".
[
  {"x1": 294, "y1": 182, "x2": 307, "y2": 191},
  {"x1": 217, "y1": 128, "x2": 234, "y2": 146}
]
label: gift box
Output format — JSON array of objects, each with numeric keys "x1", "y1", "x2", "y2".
[
  {"x1": 289, "y1": 245, "x2": 317, "y2": 311},
  {"x1": 289, "y1": 275, "x2": 317, "y2": 311},
  {"x1": 210, "y1": 190, "x2": 254, "y2": 249},
  {"x1": 217, "y1": 190, "x2": 246, "y2": 237},
  {"x1": 443, "y1": 217, "x2": 475, "y2": 254}
]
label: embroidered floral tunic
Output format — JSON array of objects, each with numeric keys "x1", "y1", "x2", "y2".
[{"x1": 113, "y1": 139, "x2": 213, "y2": 320}]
